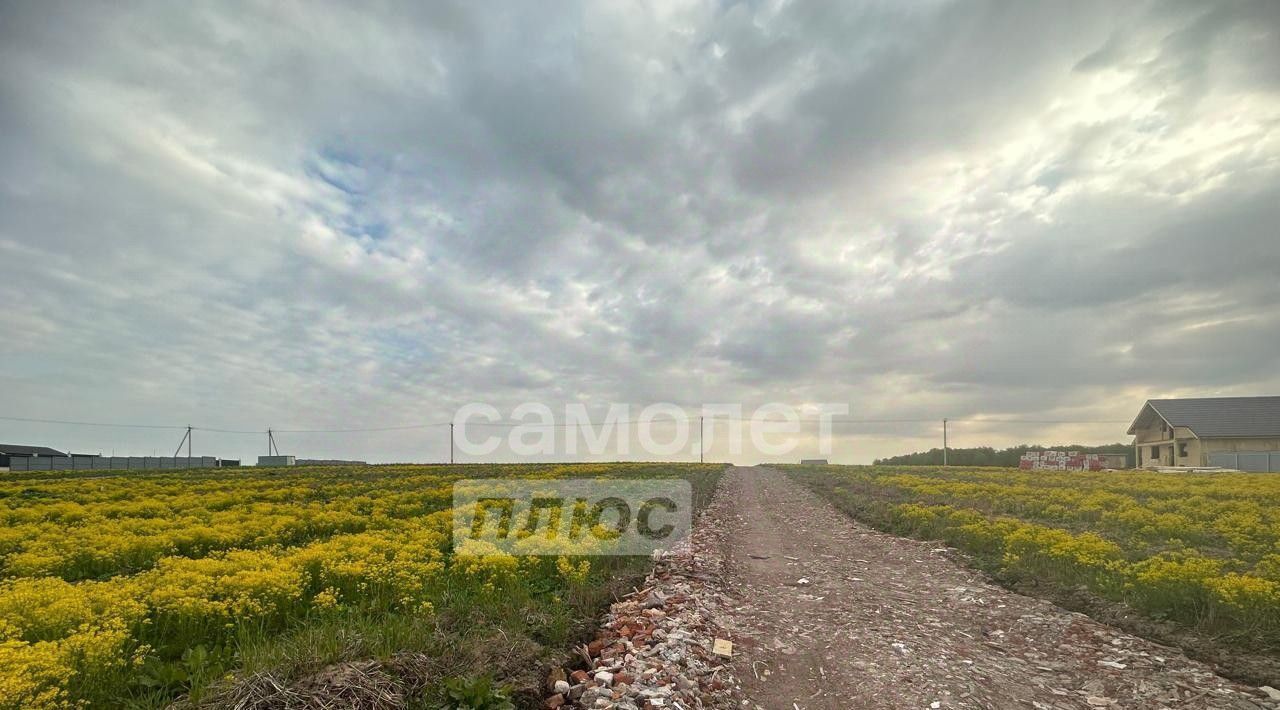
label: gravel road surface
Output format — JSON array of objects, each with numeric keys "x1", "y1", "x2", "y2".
[{"x1": 708, "y1": 466, "x2": 1276, "y2": 710}]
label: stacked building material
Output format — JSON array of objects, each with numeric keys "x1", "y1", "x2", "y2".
[{"x1": 1019, "y1": 451, "x2": 1104, "y2": 471}]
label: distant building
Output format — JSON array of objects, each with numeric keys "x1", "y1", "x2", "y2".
[
  {"x1": 0, "y1": 444, "x2": 67, "y2": 468},
  {"x1": 257, "y1": 455, "x2": 296, "y2": 467},
  {"x1": 1128, "y1": 397, "x2": 1280, "y2": 471}
]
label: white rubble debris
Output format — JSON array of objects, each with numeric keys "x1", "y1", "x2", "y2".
[{"x1": 546, "y1": 535, "x2": 742, "y2": 710}]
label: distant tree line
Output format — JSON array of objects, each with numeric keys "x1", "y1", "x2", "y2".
[{"x1": 873, "y1": 443, "x2": 1133, "y2": 467}]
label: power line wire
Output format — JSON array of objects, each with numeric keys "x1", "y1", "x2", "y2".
[
  {"x1": 272, "y1": 423, "x2": 449, "y2": 433},
  {"x1": 946, "y1": 418, "x2": 1131, "y2": 424},
  {"x1": 0, "y1": 414, "x2": 188, "y2": 430},
  {"x1": 0, "y1": 412, "x2": 1133, "y2": 435}
]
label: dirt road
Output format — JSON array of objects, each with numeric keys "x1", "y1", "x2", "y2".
[{"x1": 708, "y1": 466, "x2": 1275, "y2": 710}]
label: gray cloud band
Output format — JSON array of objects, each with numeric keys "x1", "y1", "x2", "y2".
[{"x1": 2, "y1": 2, "x2": 1278, "y2": 463}]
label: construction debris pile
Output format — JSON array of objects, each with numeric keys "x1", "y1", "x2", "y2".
[
  {"x1": 544, "y1": 541, "x2": 740, "y2": 710},
  {"x1": 1020, "y1": 450, "x2": 1105, "y2": 471}
]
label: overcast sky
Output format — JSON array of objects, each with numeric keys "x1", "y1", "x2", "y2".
[{"x1": 2, "y1": 1, "x2": 1278, "y2": 464}]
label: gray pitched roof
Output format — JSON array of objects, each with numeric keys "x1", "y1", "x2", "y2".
[
  {"x1": 0, "y1": 444, "x2": 68, "y2": 456},
  {"x1": 1128, "y1": 397, "x2": 1280, "y2": 438}
]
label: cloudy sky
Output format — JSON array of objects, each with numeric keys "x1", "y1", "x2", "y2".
[{"x1": 2, "y1": 1, "x2": 1278, "y2": 464}]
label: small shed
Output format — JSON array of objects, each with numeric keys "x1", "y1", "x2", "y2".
[{"x1": 257, "y1": 455, "x2": 296, "y2": 467}]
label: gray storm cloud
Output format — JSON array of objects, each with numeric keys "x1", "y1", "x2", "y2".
[{"x1": 1, "y1": 0, "x2": 1278, "y2": 463}]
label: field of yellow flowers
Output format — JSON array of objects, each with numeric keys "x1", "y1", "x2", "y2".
[
  {"x1": 0, "y1": 462, "x2": 722, "y2": 708},
  {"x1": 785, "y1": 465, "x2": 1280, "y2": 652}
]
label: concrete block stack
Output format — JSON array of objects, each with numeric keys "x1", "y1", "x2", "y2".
[{"x1": 1019, "y1": 451, "x2": 1104, "y2": 471}]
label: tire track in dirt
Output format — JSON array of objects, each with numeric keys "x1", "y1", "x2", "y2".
[{"x1": 710, "y1": 466, "x2": 1277, "y2": 710}]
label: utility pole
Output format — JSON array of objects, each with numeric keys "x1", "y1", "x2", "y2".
[
  {"x1": 172, "y1": 426, "x2": 192, "y2": 459},
  {"x1": 449, "y1": 422, "x2": 455, "y2": 464},
  {"x1": 699, "y1": 416, "x2": 704, "y2": 464},
  {"x1": 942, "y1": 418, "x2": 948, "y2": 466}
]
